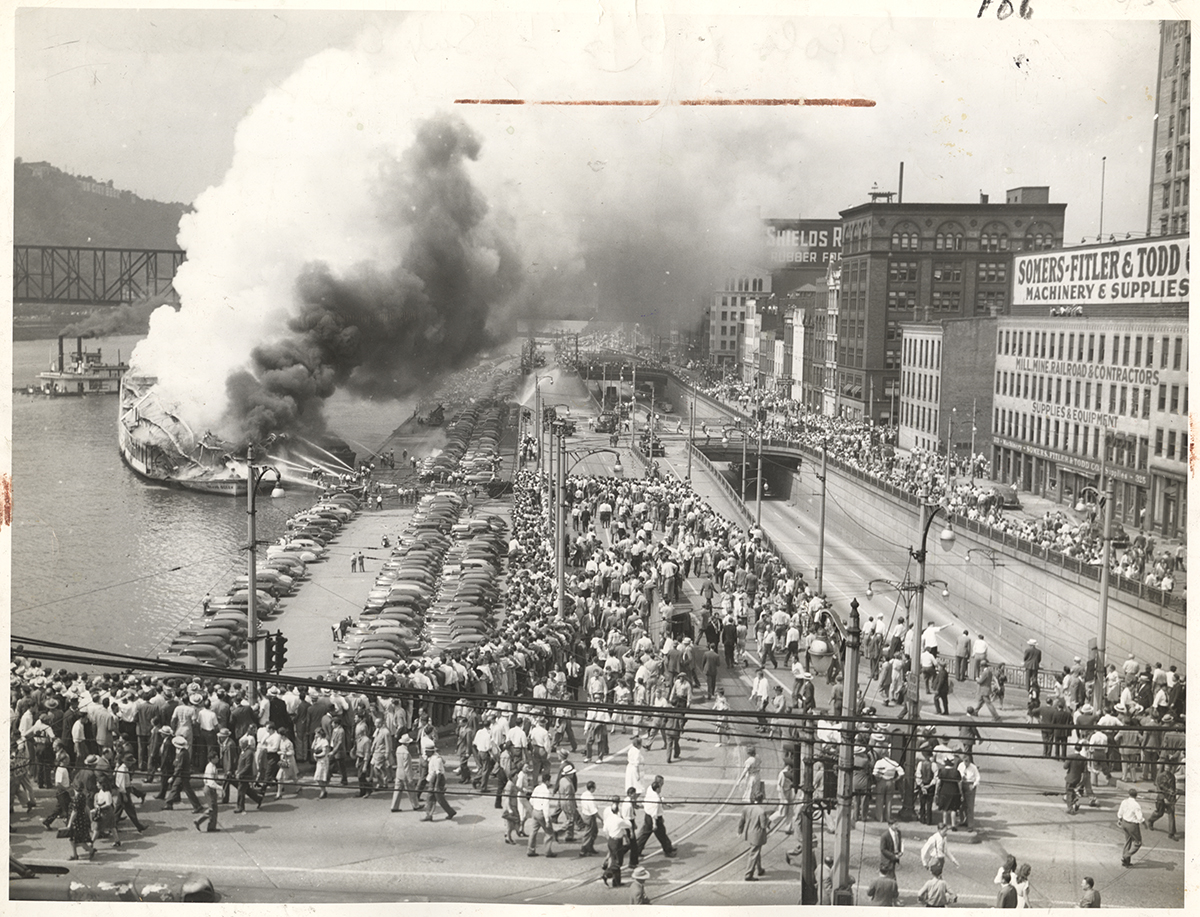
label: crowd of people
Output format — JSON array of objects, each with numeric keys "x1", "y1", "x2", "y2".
[
  {"x1": 694, "y1": 377, "x2": 1185, "y2": 598},
  {"x1": 9, "y1": 455, "x2": 1185, "y2": 903}
]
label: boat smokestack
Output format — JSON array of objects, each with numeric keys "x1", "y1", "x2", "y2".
[
  {"x1": 77, "y1": 336, "x2": 84, "y2": 361},
  {"x1": 58, "y1": 335, "x2": 64, "y2": 372},
  {"x1": 898, "y1": 162, "x2": 904, "y2": 204}
]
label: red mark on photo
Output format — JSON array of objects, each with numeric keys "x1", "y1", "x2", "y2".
[
  {"x1": 456, "y1": 98, "x2": 875, "y2": 108},
  {"x1": 0, "y1": 473, "x2": 11, "y2": 528}
]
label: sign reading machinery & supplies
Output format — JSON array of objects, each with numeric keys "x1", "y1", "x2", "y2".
[{"x1": 1013, "y1": 238, "x2": 1189, "y2": 307}]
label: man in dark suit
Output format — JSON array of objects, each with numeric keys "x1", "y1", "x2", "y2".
[
  {"x1": 737, "y1": 788, "x2": 770, "y2": 881},
  {"x1": 879, "y1": 816, "x2": 903, "y2": 877}
]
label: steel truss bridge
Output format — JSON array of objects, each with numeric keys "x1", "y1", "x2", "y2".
[{"x1": 13, "y1": 245, "x2": 186, "y2": 305}]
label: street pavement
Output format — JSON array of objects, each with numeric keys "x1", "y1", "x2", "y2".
[{"x1": 10, "y1": 364, "x2": 1186, "y2": 907}]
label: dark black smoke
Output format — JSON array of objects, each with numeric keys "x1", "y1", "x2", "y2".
[
  {"x1": 224, "y1": 114, "x2": 521, "y2": 442},
  {"x1": 60, "y1": 292, "x2": 179, "y2": 338}
]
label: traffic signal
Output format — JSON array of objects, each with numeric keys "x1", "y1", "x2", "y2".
[
  {"x1": 788, "y1": 741, "x2": 803, "y2": 790},
  {"x1": 264, "y1": 632, "x2": 278, "y2": 674},
  {"x1": 274, "y1": 634, "x2": 288, "y2": 673}
]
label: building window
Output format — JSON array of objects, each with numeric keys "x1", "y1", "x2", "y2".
[
  {"x1": 976, "y1": 291, "x2": 1005, "y2": 314},
  {"x1": 1159, "y1": 383, "x2": 1168, "y2": 411},
  {"x1": 1173, "y1": 336, "x2": 1183, "y2": 370},
  {"x1": 1163, "y1": 183, "x2": 1171, "y2": 208},
  {"x1": 888, "y1": 290, "x2": 917, "y2": 312},
  {"x1": 1171, "y1": 385, "x2": 1180, "y2": 412},
  {"x1": 891, "y1": 227, "x2": 919, "y2": 250},
  {"x1": 1165, "y1": 151, "x2": 1173, "y2": 173},
  {"x1": 1098, "y1": 334, "x2": 1106, "y2": 363},
  {"x1": 977, "y1": 262, "x2": 1007, "y2": 283},
  {"x1": 1155, "y1": 428, "x2": 1164, "y2": 456},
  {"x1": 1167, "y1": 431, "x2": 1177, "y2": 459},
  {"x1": 889, "y1": 260, "x2": 918, "y2": 282},
  {"x1": 932, "y1": 291, "x2": 961, "y2": 311},
  {"x1": 932, "y1": 262, "x2": 962, "y2": 283},
  {"x1": 934, "y1": 224, "x2": 965, "y2": 251},
  {"x1": 1170, "y1": 114, "x2": 1176, "y2": 138}
]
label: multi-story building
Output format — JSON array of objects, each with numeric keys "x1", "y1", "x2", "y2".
[
  {"x1": 990, "y1": 234, "x2": 1188, "y2": 539},
  {"x1": 708, "y1": 274, "x2": 769, "y2": 365},
  {"x1": 1147, "y1": 20, "x2": 1191, "y2": 236},
  {"x1": 899, "y1": 317, "x2": 996, "y2": 460},
  {"x1": 837, "y1": 188, "x2": 1067, "y2": 425},
  {"x1": 821, "y1": 261, "x2": 841, "y2": 416}
]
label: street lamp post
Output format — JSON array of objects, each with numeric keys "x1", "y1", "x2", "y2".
[
  {"x1": 686, "y1": 379, "x2": 697, "y2": 480},
  {"x1": 895, "y1": 503, "x2": 955, "y2": 820},
  {"x1": 555, "y1": 421, "x2": 567, "y2": 619},
  {"x1": 754, "y1": 407, "x2": 765, "y2": 527},
  {"x1": 1078, "y1": 479, "x2": 1117, "y2": 709},
  {"x1": 245, "y1": 450, "x2": 281, "y2": 703},
  {"x1": 945, "y1": 407, "x2": 956, "y2": 486}
]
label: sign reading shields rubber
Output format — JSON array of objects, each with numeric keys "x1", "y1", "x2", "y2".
[{"x1": 1013, "y1": 239, "x2": 1189, "y2": 307}]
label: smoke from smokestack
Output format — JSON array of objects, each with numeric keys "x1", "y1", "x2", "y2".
[
  {"x1": 223, "y1": 114, "x2": 520, "y2": 441},
  {"x1": 130, "y1": 16, "x2": 826, "y2": 438}
]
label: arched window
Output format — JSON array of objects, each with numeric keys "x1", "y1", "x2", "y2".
[
  {"x1": 890, "y1": 221, "x2": 920, "y2": 251},
  {"x1": 980, "y1": 221, "x2": 1010, "y2": 253},
  {"x1": 934, "y1": 221, "x2": 965, "y2": 252},
  {"x1": 1023, "y1": 222, "x2": 1057, "y2": 251}
]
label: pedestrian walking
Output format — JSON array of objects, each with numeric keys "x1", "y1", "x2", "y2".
[
  {"x1": 1013, "y1": 863, "x2": 1033, "y2": 909},
  {"x1": 917, "y1": 861, "x2": 957, "y2": 907},
  {"x1": 935, "y1": 756, "x2": 962, "y2": 829},
  {"x1": 1117, "y1": 787, "x2": 1145, "y2": 867},
  {"x1": 879, "y1": 817, "x2": 904, "y2": 877},
  {"x1": 601, "y1": 795, "x2": 632, "y2": 887},
  {"x1": 868, "y1": 866, "x2": 901, "y2": 906},
  {"x1": 996, "y1": 870, "x2": 1018, "y2": 908},
  {"x1": 193, "y1": 751, "x2": 221, "y2": 833},
  {"x1": 577, "y1": 780, "x2": 600, "y2": 856},
  {"x1": 920, "y1": 823, "x2": 959, "y2": 874},
  {"x1": 637, "y1": 775, "x2": 677, "y2": 857},
  {"x1": 736, "y1": 788, "x2": 769, "y2": 881},
  {"x1": 526, "y1": 772, "x2": 559, "y2": 857},
  {"x1": 421, "y1": 748, "x2": 457, "y2": 821},
  {"x1": 1146, "y1": 764, "x2": 1179, "y2": 840},
  {"x1": 233, "y1": 735, "x2": 263, "y2": 812},
  {"x1": 976, "y1": 662, "x2": 1002, "y2": 721}
]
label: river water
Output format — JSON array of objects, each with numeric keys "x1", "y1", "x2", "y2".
[{"x1": 10, "y1": 334, "x2": 413, "y2": 659}]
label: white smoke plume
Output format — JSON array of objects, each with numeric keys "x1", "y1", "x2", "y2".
[{"x1": 130, "y1": 13, "x2": 835, "y2": 438}]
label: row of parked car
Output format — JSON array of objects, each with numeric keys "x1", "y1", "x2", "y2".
[
  {"x1": 331, "y1": 490, "x2": 498, "y2": 673},
  {"x1": 159, "y1": 491, "x2": 360, "y2": 667}
]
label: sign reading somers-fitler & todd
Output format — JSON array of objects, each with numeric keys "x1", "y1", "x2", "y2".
[{"x1": 1013, "y1": 238, "x2": 1189, "y2": 307}]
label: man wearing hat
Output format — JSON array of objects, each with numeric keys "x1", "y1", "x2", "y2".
[
  {"x1": 391, "y1": 733, "x2": 421, "y2": 812},
  {"x1": 233, "y1": 734, "x2": 263, "y2": 813},
  {"x1": 216, "y1": 728, "x2": 237, "y2": 804},
  {"x1": 1023, "y1": 639, "x2": 1042, "y2": 688},
  {"x1": 165, "y1": 734, "x2": 204, "y2": 813},
  {"x1": 629, "y1": 866, "x2": 651, "y2": 904},
  {"x1": 737, "y1": 787, "x2": 770, "y2": 881}
]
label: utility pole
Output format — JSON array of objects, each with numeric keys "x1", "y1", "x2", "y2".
[
  {"x1": 833, "y1": 599, "x2": 862, "y2": 905},
  {"x1": 244, "y1": 451, "x2": 279, "y2": 703},
  {"x1": 970, "y1": 398, "x2": 978, "y2": 482},
  {"x1": 1093, "y1": 476, "x2": 1116, "y2": 709},
  {"x1": 798, "y1": 717, "x2": 818, "y2": 905},
  {"x1": 816, "y1": 441, "x2": 828, "y2": 594},
  {"x1": 630, "y1": 362, "x2": 638, "y2": 454},
  {"x1": 686, "y1": 379, "x2": 697, "y2": 480}
]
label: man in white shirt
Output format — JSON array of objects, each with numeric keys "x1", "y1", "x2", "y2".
[
  {"x1": 194, "y1": 751, "x2": 222, "y2": 833},
  {"x1": 1117, "y1": 788, "x2": 1145, "y2": 867},
  {"x1": 577, "y1": 780, "x2": 600, "y2": 856},
  {"x1": 919, "y1": 823, "x2": 959, "y2": 873},
  {"x1": 637, "y1": 775, "x2": 678, "y2": 857},
  {"x1": 601, "y1": 795, "x2": 632, "y2": 886},
  {"x1": 957, "y1": 758, "x2": 980, "y2": 830},
  {"x1": 527, "y1": 772, "x2": 558, "y2": 857}
]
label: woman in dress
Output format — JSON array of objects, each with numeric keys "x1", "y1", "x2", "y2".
[
  {"x1": 624, "y1": 736, "x2": 647, "y2": 795},
  {"x1": 276, "y1": 727, "x2": 298, "y2": 799},
  {"x1": 65, "y1": 786, "x2": 95, "y2": 861},
  {"x1": 935, "y1": 755, "x2": 963, "y2": 829},
  {"x1": 91, "y1": 774, "x2": 121, "y2": 848},
  {"x1": 310, "y1": 726, "x2": 331, "y2": 799}
]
